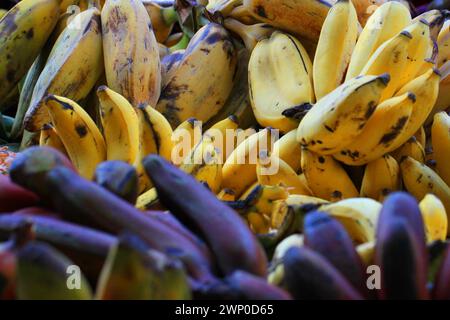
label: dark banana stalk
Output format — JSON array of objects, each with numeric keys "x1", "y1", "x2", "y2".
[{"x1": 143, "y1": 155, "x2": 268, "y2": 277}]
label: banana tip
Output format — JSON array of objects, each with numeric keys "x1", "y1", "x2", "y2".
[{"x1": 378, "y1": 73, "x2": 391, "y2": 86}]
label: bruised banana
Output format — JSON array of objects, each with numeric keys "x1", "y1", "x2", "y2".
[
  {"x1": 313, "y1": 0, "x2": 358, "y2": 100},
  {"x1": 241, "y1": 0, "x2": 334, "y2": 42},
  {"x1": 297, "y1": 74, "x2": 388, "y2": 155},
  {"x1": 44, "y1": 95, "x2": 106, "y2": 180},
  {"x1": 401, "y1": 157, "x2": 450, "y2": 232},
  {"x1": 102, "y1": 0, "x2": 161, "y2": 108},
  {"x1": 157, "y1": 23, "x2": 237, "y2": 127},
  {"x1": 39, "y1": 124, "x2": 67, "y2": 157},
  {"x1": 97, "y1": 86, "x2": 140, "y2": 165},
  {"x1": 431, "y1": 111, "x2": 450, "y2": 186},
  {"x1": 224, "y1": 18, "x2": 274, "y2": 52},
  {"x1": 419, "y1": 194, "x2": 448, "y2": 243},
  {"x1": 272, "y1": 129, "x2": 302, "y2": 173},
  {"x1": 249, "y1": 31, "x2": 314, "y2": 133},
  {"x1": 301, "y1": 149, "x2": 358, "y2": 201},
  {"x1": 24, "y1": 8, "x2": 104, "y2": 131},
  {"x1": 391, "y1": 136, "x2": 426, "y2": 164},
  {"x1": 0, "y1": 0, "x2": 60, "y2": 102},
  {"x1": 333, "y1": 92, "x2": 415, "y2": 166},
  {"x1": 360, "y1": 155, "x2": 401, "y2": 201}
]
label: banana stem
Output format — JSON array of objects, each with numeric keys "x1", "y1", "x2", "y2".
[
  {"x1": 161, "y1": 6, "x2": 178, "y2": 26},
  {"x1": 169, "y1": 33, "x2": 190, "y2": 52}
]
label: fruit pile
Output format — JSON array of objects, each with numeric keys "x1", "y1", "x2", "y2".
[{"x1": 0, "y1": 0, "x2": 450, "y2": 300}]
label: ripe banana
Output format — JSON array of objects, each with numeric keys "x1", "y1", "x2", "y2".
[
  {"x1": 157, "y1": 23, "x2": 237, "y2": 127},
  {"x1": 256, "y1": 153, "x2": 311, "y2": 196},
  {"x1": 313, "y1": 0, "x2": 358, "y2": 100},
  {"x1": 39, "y1": 124, "x2": 68, "y2": 157},
  {"x1": 415, "y1": 126, "x2": 426, "y2": 148},
  {"x1": 223, "y1": 18, "x2": 274, "y2": 51},
  {"x1": 360, "y1": 29, "x2": 412, "y2": 100},
  {"x1": 171, "y1": 117, "x2": 202, "y2": 165},
  {"x1": 333, "y1": 92, "x2": 415, "y2": 166},
  {"x1": 419, "y1": 194, "x2": 448, "y2": 242},
  {"x1": 319, "y1": 197, "x2": 382, "y2": 243},
  {"x1": 301, "y1": 149, "x2": 358, "y2": 201},
  {"x1": 429, "y1": 61, "x2": 450, "y2": 124},
  {"x1": 345, "y1": 1, "x2": 411, "y2": 80},
  {"x1": 431, "y1": 111, "x2": 450, "y2": 186},
  {"x1": 102, "y1": 0, "x2": 161, "y2": 108},
  {"x1": 249, "y1": 31, "x2": 314, "y2": 133},
  {"x1": 204, "y1": 115, "x2": 239, "y2": 164},
  {"x1": 241, "y1": 0, "x2": 334, "y2": 42},
  {"x1": 222, "y1": 128, "x2": 275, "y2": 196},
  {"x1": 24, "y1": 8, "x2": 104, "y2": 131},
  {"x1": 0, "y1": 0, "x2": 60, "y2": 102},
  {"x1": 391, "y1": 136, "x2": 426, "y2": 164},
  {"x1": 400, "y1": 156, "x2": 450, "y2": 233},
  {"x1": 297, "y1": 74, "x2": 388, "y2": 155},
  {"x1": 360, "y1": 155, "x2": 401, "y2": 201},
  {"x1": 44, "y1": 95, "x2": 106, "y2": 180},
  {"x1": 272, "y1": 129, "x2": 302, "y2": 173},
  {"x1": 437, "y1": 19, "x2": 450, "y2": 68},
  {"x1": 142, "y1": 1, "x2": 178, "y2": 43},
  {"x1": 97, "y1": 86, "x2": 140, "y2": 165}
]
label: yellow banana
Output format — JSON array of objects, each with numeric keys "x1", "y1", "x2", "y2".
[
  {"x1": 273, "y1": 234, "x2": 304, "y2": 261},
  {"x1": 414, "y1": 126, "x2": 426, "y2": 147},
  {"x1": 400, "y1": 156, "x2": 450, "y2": 233},
  {"x1": 249, "y1": 31, "x2": 314, "y2": 133},
  {"x1": 206, "y1": 0, "x2": 243, "y2": 15},
  {"x1": 97, "y1": 86, "x2": 140, "y2": 165},
  {"x1": 0, "y1": 9, "x2": 7, "y2": 19},
  {"x1": 180, "y1": 135, "x2": 223, "y2": 193},
  {"x1": 356, "y1": 241, "x2": 375, "y2": 265},
  {"x1": 346, "y1": 1, "x2": 411, "y2": 80},
  {"x1": 171, "y1": 117, "x2": 202, "y2": 165},
  {"x1": 102, "y1": 0, "x2": 161, "y2": 108},
  {"x1": 256, "y1": 153, "x2": 311, "y2": 196},
  {"x1": 24, "y1": 8, "x2": 104, "y2": 131},
  {"x1": 431, "y1": 111, "x2": 450, "y2": 186},
  {"x1": 301, "y1": 149, "x2": 358, "y2": 201},
  {"x1": 320, "y1": 197, "x2": 382, "y2": 243},
  {"x1": 419, "y1": 194, "x2": 448, "y2": 242},
  {"x1": 272, "y1": 129, "x2": 302, "y2": 173},
  {"x1": 333, "y1": 92, "x2": 415, "y2": 165},
  {"x1": 204, "y1": 115, "x2": 239, "y2": 163},
  {"x1": 228, "y1": 4, "x2": 260, "y2": 25},
  {"x1": 313, "y1": 0, "x2": 358, "y2": 100},
  {"x1": 428, "y1": 61, "x2": 450, "y2": 124},
  {"x1": 391, "y1": 136, "x2": 425, "y2": 164},
  {"x1": 39, "y1": 123, "x2": 68, "y2": 156},
  {"x1": 135, "y1": 187, "x2": 159, "y2": 210},
  {"x1": 285, "y1": 194, "x2": 329, "y2": 206},
  {"x1": 217, "y1": 188, "x2": 236, "y2": 201},
  {"x1": 0, "y1": 0, "x2": 60, "y2": 102},
  {"x1": 360, "y1": 155, "x2": 401, "y2": 201},
  {"x1": 241, "y1": 0, "x2": 334, "y2": 42},
  {"x1": 142, "y1": 1, "x2": 177, "y2": 43},
  {"x1": 44, "y1": 95, "x2": 106, "y2": 179},
  {"x1": 360, "y1": 29, "x2": 412, "y2": 100},
  {"x1": 297, "y1": 74, "x2": 389, "y2": 155},
  {"x1": 222, "y1": 128, "x2": 275, "y2": 196},
  {"x1": 157, "y1": 23, "x2": 238, "y2": 127},
  {"x1": 223, "y1": 18, "x2": 274, "y2": 52},
  {"x1": 412, "y1": 9, "x2": 446, "y2": 41},
  {"x1": 437, "y1": 19, "x2": 450, "y2": 68}
]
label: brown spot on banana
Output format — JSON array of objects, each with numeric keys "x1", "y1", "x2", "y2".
[
  {"x1": 75, "y1": 124, "x2": 88, "y2": 138},
  {"x1": 379, "y1": 116, "x2": 410, "y2": 146}
]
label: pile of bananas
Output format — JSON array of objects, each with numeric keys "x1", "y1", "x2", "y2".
[{"x1": 0, "y1": 0, "x2": 450, "y2": 300}]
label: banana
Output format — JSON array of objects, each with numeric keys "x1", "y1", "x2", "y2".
[
  {"x1": 39, "y1": 124, "x2": 68, "y2": 157},
  {"x1": 207, "y1": 0, "x2": 243, "y2": 15},
  {"x1": 229, "y1": 4, "x2": 260, "y2": 25},
  {"x1": 351, "y1": 0, "x2": 389, "y2": 27},
  {"x1": 102, "y1": 0, "x2": 161, "y2": 108},
  {"x1": 249, "y1": 31, "x2": 314, "y2": 133},
  {"x1": 97, "y1": 86, "x2": 140, "y2": 165},
  {"x1": 204, "y1": 115, "x2": 239, "y2": 164},
  {"x1": 360, "y1": 29, "x2": 412, "y2": 100},
  {"x1": 319, "y1": 197, "x2": 382, "y2": 243},
  {"x1": 333, "y1": 92, "x2": 415, "y2": 166},
  {"x1": 0, "y1": 9, "x2": 7, "y2": 19},
  {"x1": 44, "y1": 95, "x2": 106, "y2": 180},
  {"x1": 437, "y1": 19, "x2": 450, "y2": 68},
  {"x1": 429, "y1": 61, "x2": 450, "y2": 124},
  {"x1": 222, "y1": 127, "x2": 275, "y2": 196},
  {"x1": 285, "y1": 194, "x2": 329, "y2": 206},
  {"x1": 414, "y1": 126, "x2": 426, "y2": 148},
  {"x1": 272, "y1": 129, "x2": 302, "y2": 173},
  {"x1": 346, "y1": 2, "x2": 411, "y2": 80},
  {"x1": 401, "y1": 156, "x2": 450, "y2": 233},
  {"x1": 419, "y1": 194, "x2": 448, "y2": 242},
  {"x1": 413, "y1": 9, "x2": 446, "y2": 41},
  {"x1": 0, "y1": 0, "x2": 60, "y2": 102},
  {"x1": 313, "y1": 0, "x2": 358, "y2": 100},
  {"x1": 217, "y1": 188, "x2": 236, "y2": 201},
  {"x1": 431, "y1": 111, "x2": 450, "y2": 186},
  {"x1": 142, "y1": 1, "x2": 178, "y2": 43},
  {"x1": 360, "y1": 155, "x2": 401, "y2": 201},
  {"x1": 223, "y1": 18, "x2": 274, "y2": 51},
  {"x1": 179, "y1": 135, "x2": 223, "y2": 193},
  {"x1": 297, "y1": 74, "x2": 389, "y2": 155},
  {"x1": 241, "y1": 0, "x2": 334, "y2": 42},
  {"x1": 301, "y1": 149, "x2": 358, "y2": 201},
  {"x1": 157, "y1": 23, "x2": 237, "y2": 127},
  {"x1": 171, "y1": 117, "x2": 202, "y2": 165},
  {"x1": 256, "y1": 153, "x2": 311, "y2": 196},
  {"x1": 356, "y1": 241, "x2": 375, "y2": 266},
  {"x1": 272, "y1": 234, "x2": 304, "y2": 262},
  {"x1": 0, "y1": 175, "x2": 39, "y2": 213},
  {"x1": 391, "y1": 136, "x2": 426, "y2": 163},
  {"x1": 135, "y1": 187, "x2": 159, "y2": 210},
  {"x1": 24, "y1": 8, "x2": 104, "y2": 132}
]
